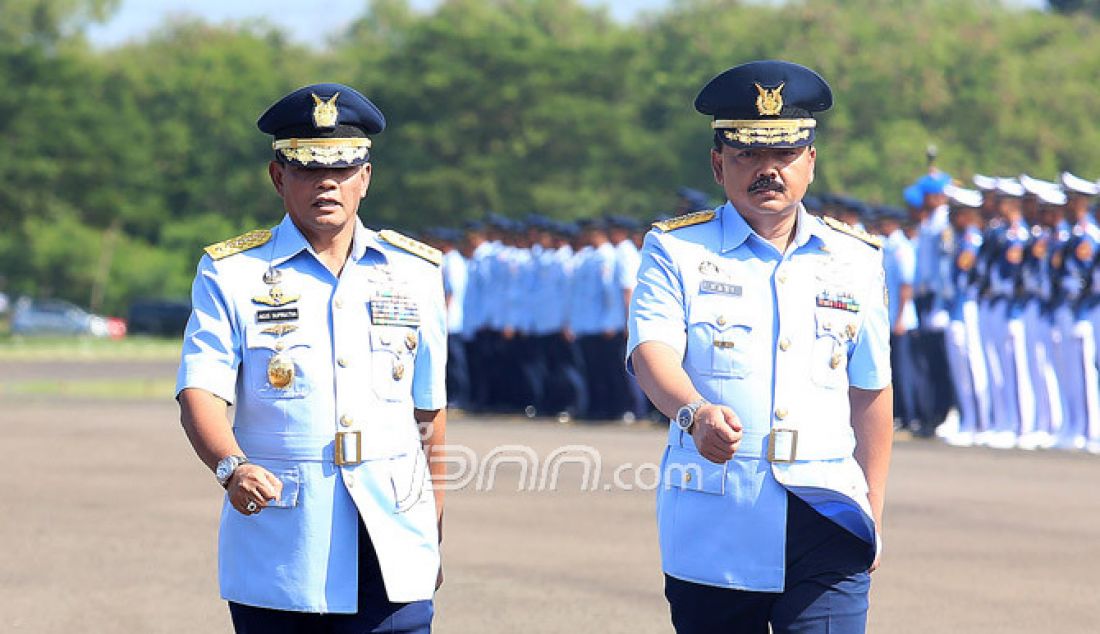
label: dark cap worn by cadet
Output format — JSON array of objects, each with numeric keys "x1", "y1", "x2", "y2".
[
  {"x1": 695, "y1": 59, "x2": 833, "y2": 149},
  {"x1": 257, "y1": 83, "x2": 386, "y2": 168}
]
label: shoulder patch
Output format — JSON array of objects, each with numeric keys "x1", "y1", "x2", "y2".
[
  {"x1": 203, "y1": 229, "x2": 272, "y2": 260},
  {"x1": 652, "y1": 210, "x2": 716, "y2": 232},
  {"x1": 379, "y1": 229, "x2": 442, "y2": 266},
  {"x1": 822, "y1": 216, "x2": 883, "y2": 250}
]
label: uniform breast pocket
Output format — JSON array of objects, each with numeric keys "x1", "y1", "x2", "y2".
[
  {"x1": 811, "y1": 312, "x2": 855, "y2": 390},
  {"x1": 370, "y1": 326, "x2": 418, "y2": 402},
  {"x1": 245, "y1": 336, "x2": 313, "y2": 399},
  {"x1": 686, "y1": 302, "x2": 753, "y2": 379}
]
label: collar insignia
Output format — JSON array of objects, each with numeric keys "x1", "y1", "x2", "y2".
[{"x1": 755, "y1": 82, "x2": 785, "y2": 116}]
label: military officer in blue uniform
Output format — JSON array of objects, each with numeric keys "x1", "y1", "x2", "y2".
[
  {"x1": 878, "y1": 205, "x2": 919, "y2": 431},
  {"x1": 1055, "y1": 172, "x2": 1100, "y2": 450},
  {"x1": 941, "y1": 185, "x2": 992, "y2": 446},
  {"x1": 176, "y1": 83, "x2": 446, "y2": 633},
  {"x1": 628, "y1": 60, "x2": 892, "y2": 634}
]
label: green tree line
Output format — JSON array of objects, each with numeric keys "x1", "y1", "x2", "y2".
[{"x1": 1, "y1": 0, "x2": 1098, "y2": 315}]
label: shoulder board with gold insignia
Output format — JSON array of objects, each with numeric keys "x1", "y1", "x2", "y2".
[
  {"x1": 204, "y1": 229, "x2": 272, "y2": 260},
  {"x1": 822, "y1": 216, "x2": 883, "y2": 250},
  {"x1": 379, "y1": 229, "x2": 442, "y2": 266},
  {"x1": 652, "y1": 210, "x2": 716, "y2": 232}
]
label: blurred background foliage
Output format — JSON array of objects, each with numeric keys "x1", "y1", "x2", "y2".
[{"x1": 1, "y1": 0, "x2": 1098, "y2": 314}]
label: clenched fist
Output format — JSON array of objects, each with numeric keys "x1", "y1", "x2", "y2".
[
  {"x1": 228, "y1": 464, "x2": 283, "y2": 515},
  {"x1": 691, "y1": 404, "x2": 744, "y2": 464}
]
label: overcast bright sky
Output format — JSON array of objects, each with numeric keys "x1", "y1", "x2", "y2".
[
  {"x1": 86, "y1": 0, "x2": 1048, "y2": 48},
  {"x1": 85, "y1": 0, "x2": 673, "y2": 47}
]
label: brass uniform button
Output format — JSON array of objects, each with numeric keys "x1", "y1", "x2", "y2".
[
  {"x1": 779, "y1": 338, "x2": 791, "y2": 351},
  {"x1": 337, "y1": 357, "x2": 348, "y2": 368},
  {"x1": 684, "y1": 472, "x2": 693, "y2": 484},
  {"x1": 830, "y1": 353, "x2": 842, "y2": 369},
  {"x1": 774, "y1": 407, "x2": 788, "y2": 420},
  {"x1": 392, "y1": 362, "x2": 405, "y2": 381},
  {"x1": 777, "y1": 272, "x2": 788, "y2": 284},
  {"x1": 405, "y1": 331, "x2": 418, "y2": 351},
  {"x1": 716, "y1": 315, "x2": 728, "y2": 327},
  {"x1": 340, "y1": 415, "x2": 353, "y2": 428},
  {"x1": 334, "y1": 298, "x2": 344, "y2": 309}
]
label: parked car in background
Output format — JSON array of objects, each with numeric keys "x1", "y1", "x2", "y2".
[
  {"x1": 127, "y1": 299, "x2": 191, "y2": 337},
  {"x1": 11, "y1": 297, "x2": 114, "y2": 337}
]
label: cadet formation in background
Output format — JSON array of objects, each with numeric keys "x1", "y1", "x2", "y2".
[{"x1": 420, "y1": 172, "x2": 1100, "y2": 455}]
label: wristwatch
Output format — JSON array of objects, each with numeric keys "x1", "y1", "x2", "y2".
[
  {"x1": 215, "y1": 455, "x2": 249, "y2": 488},
  {"x1": 675, "y1": 399, "x2": 708, "y2": 434}
]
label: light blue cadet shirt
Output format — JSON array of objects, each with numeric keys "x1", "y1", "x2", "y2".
[
  {"x1": 442, "y1": 247, "x2": 467, "y2": 336},
  {"x1": 883, "y1": 228, "x2": 918, "y2": 331},
  {"x1": 570, "y1": 241, "x2": 621, "y2": 336},
  {"x1": 176, "y1": 214, "x2": 446, "y2": 612},
  {"x1": 627, "y1": 202, "x2": 890, "y2": 591}
]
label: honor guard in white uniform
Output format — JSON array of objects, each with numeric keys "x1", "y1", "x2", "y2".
[
  {"x1": 176, "y1": 83, "x2": 446, "y2": 633},
  {"x1": 628, "y1": 60, "x2": 893, "y2": 634}
]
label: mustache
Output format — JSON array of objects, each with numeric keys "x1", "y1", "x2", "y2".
[{"x1": 748, "y1": 177, "x2": 785, "y2": 194}]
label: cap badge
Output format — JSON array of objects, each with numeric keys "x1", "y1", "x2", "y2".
[
  {"x1": 311, "y1": 92, "x2": 340, "y2": 129},
  {"x1": 755, "y1": 82, "x2": 784, "y2": 116}
]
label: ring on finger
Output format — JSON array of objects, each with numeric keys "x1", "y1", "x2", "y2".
[{"x1": 246, "y1": 500, "x2": 259, "y2": 513}]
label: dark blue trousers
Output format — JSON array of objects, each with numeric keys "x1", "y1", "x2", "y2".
[
  {"x1": 228, "y1": 520, "x2": 433, "y2": 634},
  {"x1": 890, "y1": 331, "x2": 920, "y2": 426},
  {"x1": 664, "y1": 493, "x2": 874, "y2": 634}
]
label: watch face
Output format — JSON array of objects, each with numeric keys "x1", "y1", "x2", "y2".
[
  {"x1": 216, "y1": 456, "x2": 238, "y2": 482},
  {"x1": 676, "y1": 408, "x2": 692, "y2": 430}
]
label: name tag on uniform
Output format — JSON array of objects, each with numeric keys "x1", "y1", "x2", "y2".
[
  {"x1": 699, "y1": 280, "x2": 742, "y2": 297},
  {"x1": 371, "y1": 290, "x2": 421, "y2": 326},
  {"x1": 256, "y1": 308, "x2": 299, "y2": 323}
]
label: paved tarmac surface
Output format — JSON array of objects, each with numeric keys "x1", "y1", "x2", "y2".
[{"x1": 2, "y1": 360, "x2": 1099, "y2": 633}]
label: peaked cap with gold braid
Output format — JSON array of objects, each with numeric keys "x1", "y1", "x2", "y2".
[
  {"x1": 257, "y1": 83, "x2": 385, "y2": 168},
  {"x1": 695, "y1": 60, "x2": 832, "y2": 149}
]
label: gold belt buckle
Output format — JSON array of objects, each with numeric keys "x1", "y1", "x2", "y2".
[
  {"x1": 334, "y1": 431, "x2": 363, "y2": 466},
  {"x1": 767, "y1": 428, "x2": 798, "y2": 463}
]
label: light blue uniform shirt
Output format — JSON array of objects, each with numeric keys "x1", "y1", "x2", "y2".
[
  {"x1": 486, "y1": 242, "x2": 511, "y2": 331},
  {"x1": 176, "y1": 215, "x2": 446, "y2": 612},
  {"x1": 627, "y1": 203, "x2": 889, "y2": 591},
  {"x1": 614, "y1": 238, "x2": 642, "y2": 330},
  {"x1": 569, "y1": 242, "x2": 620, "y2": 335},
  {"x1": 499, "y1": 246, "x2": 527, "y2": 331},
  {"x1": 442, "y1": 248, "x2": 467, "y2": 335},
  {"x1": 883, "y1": 229, "x2": 918, "y2": 331},
  {"x1": 461, "y1": 240, "x2": 495, "y2": 338},
  {"x1": 530, "y1": 246, "x2": 571, "y2": 335},
  {"x1": 915, "y1": 204, "x2": 950, "y2": 296}
]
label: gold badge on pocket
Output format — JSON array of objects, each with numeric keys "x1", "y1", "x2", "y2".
[{"x1": 267, "y1": 353, "x2": 296, "y2": 389}]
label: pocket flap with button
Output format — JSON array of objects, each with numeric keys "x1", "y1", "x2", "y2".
[
  {"x1": 687, "y1": 300, "x2": 753, "y2": 378},
  {"x1": 249, "y1": 462, "x2": 301, "y2": 509},
  {"x1": 665, "y1": 446, "x2": 726, "y2": 495}
]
